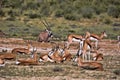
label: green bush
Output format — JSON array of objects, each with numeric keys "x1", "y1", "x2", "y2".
[
  {"x1": 103, "y1": 18, "x2": 112, "y2": 24},
  {"x1": 55, "y1": 9, "x2": 64, "y2": 17},
  {"x1": 107, "y1": 5, "x2": 120, "y2": 18},
  {"x1": 26, "y1": 2, "x2": 39, "y2": 10},
  {"x1": 0, "y1": 10, "x2": 5, "y2": 16},
  {"x1": 28, "y1": 13, "x2": 41, "y2": 19},
  {"x1": 81, "y1": 7, "x2": 94, "y2": 19},
  {"x1": 6, "y1": 16, "x2": 15, "y2": 21},
  {"x1": 64, "y1": 13, "x2": 80, "y2": 21}
]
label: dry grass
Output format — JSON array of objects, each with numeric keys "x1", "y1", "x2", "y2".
[
  {"x1": 0, "y1": 38, "x2": 120, "y2": 80},
  {"x1": 0, "y1": 55, "x2": 119, "y2": 80}
]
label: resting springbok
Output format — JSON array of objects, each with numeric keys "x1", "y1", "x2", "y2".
[
  {"x1": 39, "y1": 53, "x2": 53, "y2": 62},
  {"x1": 39, "y1": 45, "x2": 63, "y2": 63},
  {"x1": 74, "y1": 56, "x2": 104, "y2": 71},
  {"x1": 12, "y1": 41, "x2": 33, "y2": 54},
  {"x1": 67, "y1": 34, "x2": 84, "y2": 49},
  {"x1": 16, "y1": 48, "x2": 38, "y2": 65},
  {"x1": 62, "y1": 43, "x2": 72, "y2": 61},
  {"x1": 48, "y1": 45, "x2": 63, "y2": 63},
  {"x1": 0, "y1": 52, "x2": 16, "y2": 60},
  {"x1": 92, "y1": 50, "x2": 103, "y2": 61},
  {"x1": 85, "y1": 31, "x2": 107, "y2": 49},
  {"x1": 0, "y1": 58, "x2": 5, "y2": 66}
]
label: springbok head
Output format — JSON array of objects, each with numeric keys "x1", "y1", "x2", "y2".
[{"x1": 102, "y1": 31, "x2": 107, "y2": 37}]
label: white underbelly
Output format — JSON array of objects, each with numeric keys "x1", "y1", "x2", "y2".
[
  {"x1": 90, "y1": 37, "x2": 98, "y2": 41},
  {"x1": 72, "y1": 38, "x2": 81, "y2": 42}
]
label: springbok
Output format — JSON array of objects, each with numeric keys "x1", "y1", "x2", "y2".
[
  {"x1": 11, "y1": 41, "x2": 33, "y2": 54},
  {"x1": 62, "y1": 43, "x2": 72, "y2": 61},
  {"x1": 77, "y1": 38, "x2": 92, "y2": 61},
  {"x1": 39, "y1": 43, "x2": 73, "y2": 63},
  {"x1": 39, "y1": 44, "x2": 56, "y2": 63},
  {"x1": 38, "y1": 19, "x2": 53, "y2": 42},
  {"x1": 85, "y1": 31, "x2": 107, "y2": 49},
  {"x1": 117, "y1": 36, "x2": 120, "y2": 49},
  {"x1": 48, "y1": 45, "x2": 63, "y2": 63},
  {"x1": 67, "y1": 34, "x2": 84, "y2": 49},
  {"x1": 0, "y1": 59, "x2": 5, "y2": 66},
  {"x1": 0, "y1": 52, "x2": 16, "y2": 60},
  {"x1": 39, "y1": 45, "x2": 63, "y2": 63},
  {"x1": 16, "y1": 48, "x2": 38, "y2": 65},
  {"x1": 92, "y1": 50, "x2": 103, "y2": 61},
  {"x1": 39, "y1": 53, "x2": 52, "y2": 62},
  {"x1": 74, "y1": 56, "x2": 104, "y2": 71}
]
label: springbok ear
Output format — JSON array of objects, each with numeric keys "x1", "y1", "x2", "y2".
[
  {"x1": 103, "y1": 31, "x2": 106, "y2": 33},
  {"x1": 64, "y1": 42, "x2": 67, "y2": 48},
  {"x1": 56, "y1": 43, "x2": 60, "y2": 49}
]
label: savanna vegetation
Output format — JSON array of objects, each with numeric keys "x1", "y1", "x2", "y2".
[{"x1": 0, "y1": 0, "x2": 120, "y2": 40}]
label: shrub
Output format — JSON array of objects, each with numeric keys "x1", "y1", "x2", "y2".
[
  {"x1": 7, "y1": 9, "x2": 20, "y2": 17},
  {"x1": 0, "y1": 10, "x2": 5, "y2": 17},
  {"x1": 81, "y1": 7, "x2": 94, "y2": 19},
  {"x1": 107, "y1": 5, "x2": 119, "y2": 18},
  {"x1": 64, "y1": 13, "x2": 80, "y2": 21},
  {"x1": 27, "y1": 2, "x2": 38, "y2": 10},
  {"x1": 55, "y1": 9, "x2": 64, "y2": 17},
  {"x1": 39, "y1": 5, "x2": 50, "y2": 17},
  {"x1": 12, "y1": 33, "x2": 17, "y2": 37},
  {"x1": 103, "y1": 18, "x2": 112, "y2": 24},
  {"x1": 31, "y1": 32, "x2": 39, "y2": 37},
  {"x1": 28, "y1": 13, "x2": 41, "y2": 19},
  {"x1": 64, "y1": 14, "x2": 75, "y2": 20},
  {"x1": 6, "y1": 16, "x2": 15, "y2": 21}
]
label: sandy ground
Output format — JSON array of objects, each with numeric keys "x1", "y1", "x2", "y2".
[{"x1": 0, "y1": 38, "x2": 120, "y2": 80}]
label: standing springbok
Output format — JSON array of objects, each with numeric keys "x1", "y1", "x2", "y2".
[
  {"x1": 85, "y1": 31, "x2": 107, "y2": 49},
  {"x1": 74, "y1": 56, "x2": 104, "y2": 71},
  {"x1": 117, "y1": 36, "x2": 120, "y2": 49},
  {"x1": 67, "y1": 34, "x2": 84, "y2": 49},
  {"x1": 77, "y1": 38, "x2": 92, "y2": 61},
  {"x1": 38, "y1": 19, "x2": 53, "y2": 42}
]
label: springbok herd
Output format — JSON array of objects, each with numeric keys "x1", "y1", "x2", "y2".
[{"x1": 0, "y1": 31, "x2": 119, "y2": 71}]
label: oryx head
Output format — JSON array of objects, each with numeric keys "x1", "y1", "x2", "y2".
[{"x1": 45, "y1": 29, "x2": 53, "y2": 38}]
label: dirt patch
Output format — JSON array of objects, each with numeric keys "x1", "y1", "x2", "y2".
[{"x1": 0, "y1": 38, "x2": 120, "y2": 80}]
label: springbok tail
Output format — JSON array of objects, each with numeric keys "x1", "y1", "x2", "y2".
[
  {"x1": 15, "y1": 61, "x2": 20, "y2": 65},
  {"x1": 0, "y1": 63, "x2": 5, "y2": 67},
  {"x1": 39, "y1": 58, "x2": 43, "y2": 62}
]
